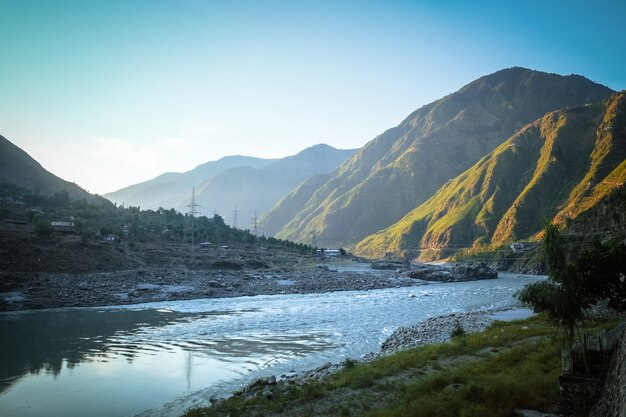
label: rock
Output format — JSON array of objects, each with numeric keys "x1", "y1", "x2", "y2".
[
  {"x1": 261, "y1": 387, "x2": 273, "y2": 399},
  {"x1": 315, "y1": 362, "x2": 332, "y2": 372},
  {"x1": 450, "y1": 262, "x2": 497, "y2": 281},
  {"x1": 207, "y1": 280, "x2": 225, "y2": 288},
  {"x1": 371, "y1": 260, "x2": 410, "y2": 270},
  {"x1": 405, "y1": 262, "x2": 496, "y2": 282}
]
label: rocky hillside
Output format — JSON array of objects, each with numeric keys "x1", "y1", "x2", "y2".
[
  {"x1": 354, "y1": 92, "x2": 626, "y2": 259},
  {"x1": 189, "y1": 144, "x2": 356, "y2": 229},
  {"x1": 104, "y1": 155, "x2": 275, "y2": 209},
  {"x1": 262, "y1": 67, "x2": 614, "y2": 247},
  {"x1": 0, "y1": 135, "x2": 106, "y2": 203}
]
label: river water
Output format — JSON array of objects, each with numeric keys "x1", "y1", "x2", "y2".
[{"x1": 0, "y1": 273, "x2": 543, "y2": 417}]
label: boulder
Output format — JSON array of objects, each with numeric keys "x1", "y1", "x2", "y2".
[
  {"x1": 450, "y1": 262, "x2": 497, "y2": 280},
  {"x1": 405, "y1": 262, "x2": 496, "y2": 282},
  {"x1": 371, "y1": 260, "x2": 410, "y2": 270}
]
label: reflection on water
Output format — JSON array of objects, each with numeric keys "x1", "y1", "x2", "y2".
[
  {"x1": 0, "y1": 273, "x2": 544, "y2": 417},
  {"x1": 0, "y1": 308, "x2": 232, "y2": 392}
]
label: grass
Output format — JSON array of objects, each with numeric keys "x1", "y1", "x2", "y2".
[{"x1": 182, "y1": 315, "x2": 622, "y2": 417}]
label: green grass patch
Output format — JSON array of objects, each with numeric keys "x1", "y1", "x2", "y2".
[{"x1": 369, "y1": 340, "x2": 561, "y2": 417}]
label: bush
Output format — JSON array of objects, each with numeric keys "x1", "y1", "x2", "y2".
[
  {"x1": 451, "y1": 319, "x2": 466, "y2": 338},
  {"x1": 34, "y1": 220, "x2": 52, "y2": 237}
]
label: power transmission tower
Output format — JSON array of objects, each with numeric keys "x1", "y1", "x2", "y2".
[
  {"x1": 232, "y1": 207, "x2": 238, "y2": 229},
  {"x1": 185, "y1": 187, "x2": 201, "y2": 254}
]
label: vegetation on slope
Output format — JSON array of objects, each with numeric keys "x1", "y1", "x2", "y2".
[
  {"x1": 0, "y1": 183, "x2": 313, "y2": 273},
  {"x1": 355, "y1": 92, "x2": 626, "y2": 260},
  {"x1": 266, "y1": 68, "x2": 614, "y2": 247}
]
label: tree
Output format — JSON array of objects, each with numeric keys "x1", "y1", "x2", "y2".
[
  {"x1": 518, "y1": 223, "x2": 592, "y2": 343},
  {"x1": 519, "y1": 223, "x2": 626, "y2": 343},
  {"x1": 34, "y1": 219, "x2": 53, "y2": 237}
]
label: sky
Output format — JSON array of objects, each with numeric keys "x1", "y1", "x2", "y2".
[{"x1": 1, "y1": 0, "x2": 625, "y2": 195}]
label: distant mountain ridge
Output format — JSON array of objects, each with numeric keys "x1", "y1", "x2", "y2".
[
  {"x1": 105, "y1": 144, "x2": 357, "y2": 229},
  {"x1": 0, "y1": 135, "x2": 105, "y2": 202},
  {"x1": 260, "y1": 67, "x2": 615, "y2": 247},
  {"x1": 354, "y1": 92, "x2": 626, "y2": 259},
  {"x1": 104, "y1": 155, "x2": 276, "y2": 209},
  {"x1": 188, "y1": 144, "x2": 357, "y2": 229}
]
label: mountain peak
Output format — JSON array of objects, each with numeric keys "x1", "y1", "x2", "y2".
[{"x1": 266, "y1": 68, "x2": 616, "y2": 247}]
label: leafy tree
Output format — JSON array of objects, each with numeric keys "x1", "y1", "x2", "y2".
[
  {"x1": 575, "y1": 239, "x2": 626, "y2": 312},
  {"x1": 519, "y1": 223, "x2": 626, "y2": 343},
  {"x1": 34, "y1": 219, "x2": 52, "y2": 237},
  {"x1": 518, "y1": 224, "x2": 593, "y2": 343}
]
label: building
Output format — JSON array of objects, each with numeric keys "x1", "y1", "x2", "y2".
[
  {"x1": 510, "y1": 242, "x2": 538, "y2": 254},
  {"x1": 51, "y1": 221, "x2": 77, "y2": 234},
  {"x1": 4, "y1": 219, "x2": 27, "y2": 229}
]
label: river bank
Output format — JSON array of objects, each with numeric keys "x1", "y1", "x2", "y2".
[
  {"x1": 181, "y1": 305, "x2": 574, "y2": 417},
  {"x1": 203, "y1": 306, "x2": 534, "y2": 399},
  {"x1": 0, "y1": 260, "x2": 422, "y2": 311}
]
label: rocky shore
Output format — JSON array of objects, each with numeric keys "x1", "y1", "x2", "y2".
[
  {"x1": 0, "y1": 262, "x2": 422, "y2": 311},
  {"x1": 379, "y1": 308, "x2": 509, "y2": 353},
  {"x1": 372, "y1": 260, "x2": 498, "y2": 282}
]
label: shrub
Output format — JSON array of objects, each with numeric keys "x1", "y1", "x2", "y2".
[{"x1": 451, "y1": 319, "x2": 466, "y2": 338}]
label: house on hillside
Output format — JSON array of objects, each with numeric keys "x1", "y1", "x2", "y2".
[
  {"x1": 510, "y1": 242, "x2": 538, "y2": 254},
  {"x1": 51, "y1": 221, "x2": 77, "y2": 234},
  {"x1": 316, "y1": 249, "x2": 342, "y2": 257},
  {"x1": 4, "y1": 219, "x2": 27, "y2": 229}
]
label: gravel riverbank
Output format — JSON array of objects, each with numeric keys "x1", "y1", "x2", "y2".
[{"x1": 0, "y1": 262, "x2": 422, "y2": 311}]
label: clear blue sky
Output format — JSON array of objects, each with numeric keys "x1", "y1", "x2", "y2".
[{"x1": 1, "y1": 0, "x2": 625, "y2": 194}]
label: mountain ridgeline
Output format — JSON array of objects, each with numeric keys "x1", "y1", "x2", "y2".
[
  {"x1": 260, "y1": 67, "x2": 615, "y2": 247},
  {"x1": 354, "y1": 92, "x2": 626, "y2": 259},
  {"x1": 104, "y1": 155, "x2": 276, "y2": 210},
  {"x1": 188, "y1": 144, "x2": 356, "y2": 230},
  {"x1": 105, "y1": 144, "x2": 356, "y2": 229},
  {"x1": 0, "y1": 135, "x2": 106, "y2": 203}
]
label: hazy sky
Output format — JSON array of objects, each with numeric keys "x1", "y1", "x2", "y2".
[{"x1": 1, "y1": 0, "x2": 625, "y2": 194}]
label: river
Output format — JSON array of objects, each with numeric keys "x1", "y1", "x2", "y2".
[{"x1": 0, "y1": 273, "x2": 543, "y2": 417}]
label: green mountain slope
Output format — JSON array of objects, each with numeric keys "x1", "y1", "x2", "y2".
[
  {"x1": 0, "y1": 135, "x2": 105, "y2": 202},
  {"x1": 354, "y1": 92, "x2": 626, "y2": 259},
  {"x1": 267, "y1": 67, "x2": 614, "y2": 247}
]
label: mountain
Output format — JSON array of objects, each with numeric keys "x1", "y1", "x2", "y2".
[
  {"x1": 354, "y1": 92, "x2": 626, "y2": 259},
  {"x1": 104, "y1": 155, "x2": 275, "y2": 209},
  {"x1": 259, "y1": 172, "x2": 335, "y2": 237},
  {"x1": 188, "y1": 144, "x2": 357, "y2": 229},
  {"x1": 262, "y1": 67, "x2": 614, "y2": 247},
  {"x1": 0, "y1": 135, "x2": 104, "y2": 202}
]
